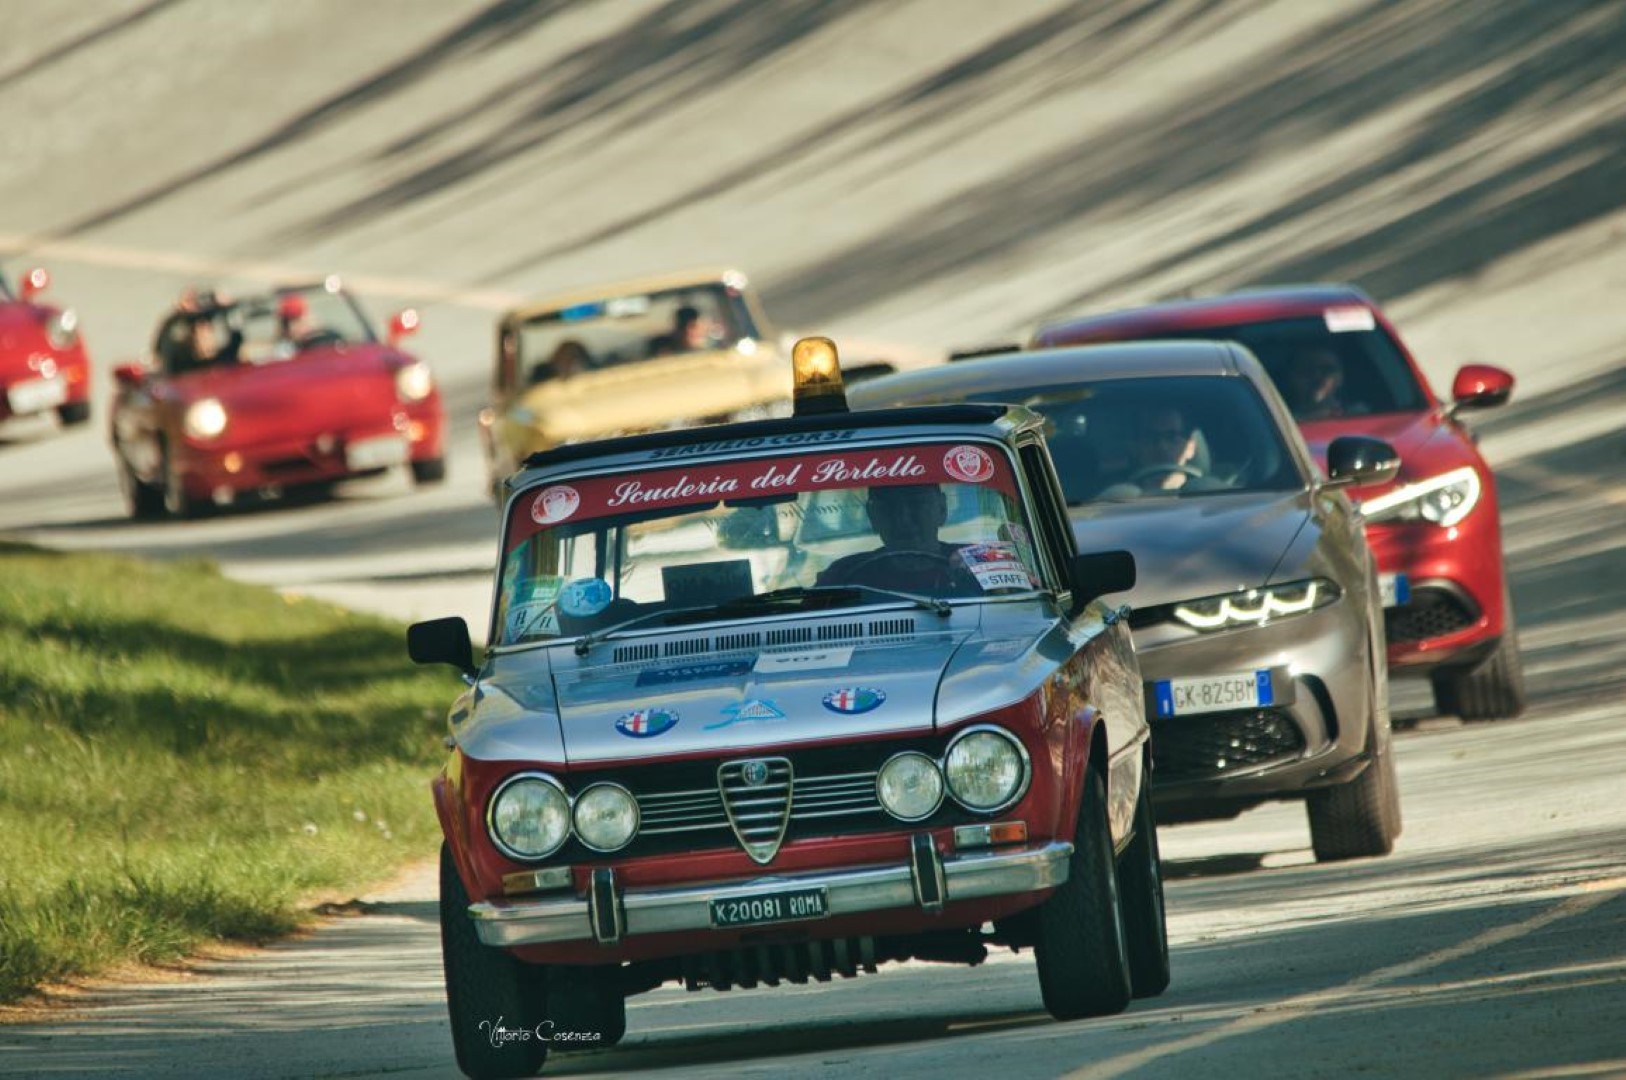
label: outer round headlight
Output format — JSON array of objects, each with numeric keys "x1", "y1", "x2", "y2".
[
  {"x1": 876, "y1": 752, "x2": 944, "y2": 821},
  {"x1": 183, "y1": 398, "x2": 228, "y2": 440},
  {"x1": 572, "y1": 783, "x2": 639, "y2": 852},
  {"x1": 395, "y1": 362, "x2": 433, "y2": 402},
  {"x1": 488, "y1": 774, "x2": 571, "y2": 860},
  {"x1": 944, "y1": 728, "x2": 1028, "y2": 812}
]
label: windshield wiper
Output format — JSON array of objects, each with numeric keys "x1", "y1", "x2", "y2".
[{"x1": 572, "y1": 604, "x2": 725, "y2": 657}]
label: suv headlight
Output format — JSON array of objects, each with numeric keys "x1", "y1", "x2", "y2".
[
  {"x1": 944, "y1": 727, "x2": 1029, "y2": 812},
  {"x1": 1360, "y1": 466, "x2": 1481, "y2": 527},
  {"x1": 46, "y1": 309, "x2": 79, "y2": 350},
  {"x1": 395, "y1": 362, "x2": 434, "y2": 402},
  {"x1": 572, "y1": 783, "x2": 639, "y2": 852},
  {"x1": 877, "y1": 752, "x2": 944, "y2": 821},
  {"x1": 1172, "y1": 578, "x2": 1340, "y2": 632},
  {"x1": 183, "y1": 398, "x2": 228, "y2": 440},
  {"x1": 488, "y1": 773, "x2": 571, "y2": 860}
]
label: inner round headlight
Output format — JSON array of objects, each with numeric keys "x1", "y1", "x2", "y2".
[
  {"x1": 877, "y1": 752, "x2": 944, "y2": 821},
  {"x1": 183, "y1": 398, "x2": 228, "y2": 440},
  {"x1": 46, "y1": 309, "x2": 79, "y2": 350},
  {"x1": 488, "y1": 774, "x2": 571, "y2": 860},
  {"x1": 944, "y1": 729, "x2": 1028, "y2": 811},
  {"x1": 572, "y1": 783, "x2": 639, "y2": 852},
  {"x1": 395, "y1": 362, "x2": 433, "y2": 402}
]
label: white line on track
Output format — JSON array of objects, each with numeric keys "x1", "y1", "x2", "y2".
[{"x1": 1067, "y1": 879, "x2": 1626, "y2": 1080}]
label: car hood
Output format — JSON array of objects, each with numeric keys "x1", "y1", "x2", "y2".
[
  {"x1": 171, "y1": 345, "x2": 405, "y2": 427},
  {"x1": 1069, "y1": 491, "x2": 1311, "y2": 608}
]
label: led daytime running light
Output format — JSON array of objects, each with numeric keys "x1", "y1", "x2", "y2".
[{"x1": 1173, "y1": 580, "x2": 1335, "y2": 631}]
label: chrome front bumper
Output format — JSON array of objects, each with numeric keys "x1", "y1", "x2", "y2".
[{"x1": 469, "y1": 841, "x2": 1073, "y2": 948}]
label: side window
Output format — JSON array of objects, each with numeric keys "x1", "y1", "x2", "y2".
[{"x1": 1018, "y1": 440, "x2": 1076, "y2": 592}]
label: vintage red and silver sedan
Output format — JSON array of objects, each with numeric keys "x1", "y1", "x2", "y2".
[
  {"x1": 411, "y1": 340, "x2": 1167, "y2": 1079},
  {"x1": 1036, "y1": 286, "x2": 1524, "y2": 720},
  {"x1": 0, "y1": 266, "x2": 92, "y2": 430},
  {"x1": 110, "y1": 279, "x2": 444, "y2": 517}
]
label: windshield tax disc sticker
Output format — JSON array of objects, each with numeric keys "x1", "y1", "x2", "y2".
[
  {"x1": 505, "y1": 599, "x2": 559, "y2": 639},
  {"x1": 558, "y1": 577, "x2": 613, "y2": 617},
  {"x1": 531, "y1": 485, "x2": 580, "y2": 524},
  {"x1": 1324, "y1": 306, "x2": 1376, "y2": 333},
  {"x1": 943, "y1": 444, "x2": 996, "y2": 483}
]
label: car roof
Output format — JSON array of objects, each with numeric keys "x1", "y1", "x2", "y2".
[
  {"x1": 1034, "y1": 284, "x2": 1375, "y2": 345},
  {"x1": 847, "y1": 340, "x2": 1257, "y2": 408},
  {"x1": 503, "y1": 268, "x2": 750, "y2": 325}
]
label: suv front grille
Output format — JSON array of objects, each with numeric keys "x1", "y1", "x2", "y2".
[{"x1": 1153, "y1": 708, "x2": 1306, "y2": 782}]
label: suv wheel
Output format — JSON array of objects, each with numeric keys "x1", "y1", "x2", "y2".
[
  {"x1": 1116, "y1": 765, "x2": 1170, "y2": 998},
  {"x1": 1306, "y1": 739, "x2": 1401, "y2": 862},
  {"x1": 1034, "y1": 768, "x2": 1133, "y2": 1020},
  {"x1": 440, "y1": 844, "x2": 549, "y2": 1079},
  {"x1": 1432, "y1": 590, "x2": 1526, "y2": 720}
]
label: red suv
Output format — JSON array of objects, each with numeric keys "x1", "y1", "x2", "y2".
[{"x1": 1035, "y1": 285, "x2": 1524, "y2": 720}]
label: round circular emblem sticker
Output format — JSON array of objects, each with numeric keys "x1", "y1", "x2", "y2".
[
  {"x1": 531, "y1": 485, "x2": 580, "y2": 524},
  {"x1": 616, "y1": 708, "x2": 679, "y2": 739},
  {"x1": 823, "y1": 687, "x2": 886, "y2": 715},
  {"x1": 943, "y1": 445, "x2": 995, "y2": 483},
  {"x1": 558, "y1": 577, "x2": 613, "y2": 618}
]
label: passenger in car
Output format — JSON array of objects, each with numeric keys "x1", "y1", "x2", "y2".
[{"x1": 1285, "y1": 347, "x2": 1355, "y2": 419}]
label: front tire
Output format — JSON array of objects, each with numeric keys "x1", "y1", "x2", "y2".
[
  {"x1": 57, "y1": 400, "x2": 91, "y2": 426},
  {"x1": 1034, "y1": 768, "x2": 1133, "y2": 1020},
  {"x1": 1431, "y1": 591, "x2": 1526, "y2": 720},
  {"x1": 545, "y1": 968, "x2": 626, "y2": 1049},
  {"x1": 160, "y1": 442, "x2": 206, "y2": 519},
  {"x1": 440, "y1": 844, "x2": 548, "y2": 1079},
  {"x1": 412, "y1": 456, "x2": 447, "y2": 485},
  {"x1": 1116, "y1": 767, "x2": 1170, "y2": 999},
  {"x1": 1306, "y1": 741, "x2": 1401, "y2": 862},
  {"x1": 118, "y1": 454, "x2": 165, "y2": 520}
]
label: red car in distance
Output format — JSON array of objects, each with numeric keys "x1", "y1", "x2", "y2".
[
  {"x1": 1035, "y1": 285, "x2": 1524, "y2": 720},
  {"x1": 0, "y1": 266, "x2": 92, "y2": 430},
  {"x1": 110, "y1": 279, "x2": 445, "y2": 518}
]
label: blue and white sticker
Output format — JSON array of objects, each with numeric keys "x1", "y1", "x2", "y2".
[
  {"x1": 558, "y1": 577, "x2": 613, "y2": 618},
  {"x1": 616, "y1": 708, "x2": 679, "y2": 738},
  {"x1": 823, "y1": 687, "x2": 886, "y2": 715},
  {"x1": 706, "y1": 699, "x2": 787, "y2": 730}
]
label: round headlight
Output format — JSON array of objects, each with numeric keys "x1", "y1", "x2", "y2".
[
  {"x1": 876, "y1": 752, "x2": 944, "y2": 822},
  {"x1": 573, "y1": 783, "x2": 639, "y2": 852},
  {"x1": 46, "y1": 309, "x2": 79, "y2": 350},
  {"x1": 488, "y1": 774, "x2": 571, "y2": 860},
  {"x1": 183, "y1": 398, "x2": 228, "y2": 440},
  {"x1": 395, "y1": 362, "x2": 433, "y2": 402},
  {"x1": 944, "y1": 728, "x2": 1028, "y2": 812}
]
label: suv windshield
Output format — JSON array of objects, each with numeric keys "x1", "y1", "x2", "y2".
[
  {"x1": 495, "y1": 440, "x2": 1041, "y2": 646},
  {"x1": 513, "y1": 282, "x2": 760, "y2": 386},
  {"x1": 1147, "y1": 312, "x2": 1429, "y2": 420}
]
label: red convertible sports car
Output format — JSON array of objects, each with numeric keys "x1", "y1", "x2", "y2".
[
  {"x1": 0, "y1": 266, "x2": 92, "y2": 429},
  {"x1": 110, "y1": 279, "x2": 445, "y2": 518},
  {"x1": 1035, "y1": 285, "x2": 1524, "y2": 720}
]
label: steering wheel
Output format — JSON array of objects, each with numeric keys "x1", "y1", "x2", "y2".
[
  {"x1": 1129, "y1": 463, "x2": 1205, "y2": 487},
  {"x1": 837, "y1": 549, "x2": 961, "y2": 591}
]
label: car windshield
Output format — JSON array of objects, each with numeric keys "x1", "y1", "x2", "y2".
[
  {"x1": 936, "y1": 376, "x2": 1300, "y2": 506},
  {"x1": 513, "y1": 281, "x2": 760, "y2": 386},
  {"x1": 0, "y1": 272, "x2": 12, "y2": 301},
  {"x1": 156, "y1": 284, "x2": 377, "y2": 374},
  {"x1": 1144, "y1": 312, "x2": 1429, "y2": 420},
  {"x1": 493, "y1": 440, "x2": 1040, "y2": 647}
]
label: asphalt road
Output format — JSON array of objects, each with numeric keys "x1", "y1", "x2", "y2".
[{"x1": 2, "y1": 2, "x2": 1625, "y2": 1078}]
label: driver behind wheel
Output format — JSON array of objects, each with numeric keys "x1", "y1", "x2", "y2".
[
  {"x1": 1097, "y1": 404, "x2": 1223, "y2": 498},
  {"x1": 815, "y1": 483, "x2": 972, "y2": 592}
]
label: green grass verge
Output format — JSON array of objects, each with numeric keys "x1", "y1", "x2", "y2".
[{"x1": 0, "y1": 541, "x2": 454, "y2": 1003}]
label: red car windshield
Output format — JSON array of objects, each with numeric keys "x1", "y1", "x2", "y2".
[
  {"x1": 1122, "y1": 312, "x2": 1430, "y2": 421},
  {"x1": 494, "y1": 441, "x2": 1037, "y2": 646}
]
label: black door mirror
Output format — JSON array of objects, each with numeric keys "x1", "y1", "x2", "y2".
[
  {"x1": 1069, "y1": 550, "x2": 1136, "y2": 611},
  {"x1": 1325, "y1": 436, "x2": 1400, "y2": 488},
  {"x1": 408, "y1": 616, "x2": 476, "y2": 677}
]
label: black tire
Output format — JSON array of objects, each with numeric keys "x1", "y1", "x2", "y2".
[
  {"x1": 57, "y1": 400, "x2": 91, "y2": 426},
  {"x1": 413, "y1": 456, "x2": 448, "y2": 485},
  {"x1": 1116, "y1": 768, "x2": 1170, "y2": 999},
  {"x1": 440, "y1": 844, "x2": 549, "y2": 1079},
  {"x1": 1430, "y1": 593, "x2": 1526, "y2": 720},
  {"x1": 119, "y1": 455, "x2": 165, "y2": 520},
  {"x1": 545, "y1": 969, "x2": 626, "y2": 1049},
  {"x1": 160, "y1": 442, "x2": 207, "y2": 519},
  {"x1": 1306, "y1": 740, "x2": 1401, "y2": 862},
  {"x1": 1034, "y1": 768, "x2": 1133, "y2": 1021}
]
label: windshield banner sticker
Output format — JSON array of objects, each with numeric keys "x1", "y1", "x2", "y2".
[
  {"x1": 509, "y1": 443, "x2": 1016, "y2": 545},
  {"x1": 753, "y1": 647, "x2": 854, "y2": 673},
  {"x1": 1324, "y1": 306, "x2": 1376, "y2": 333},
  {"x1": 957, "y1": 541, "x2": 1039, "y2": 591}
]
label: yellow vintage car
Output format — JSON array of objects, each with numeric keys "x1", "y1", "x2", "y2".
[{"x1": 478, "y1": 269, "x2": 796, "y2": 499}]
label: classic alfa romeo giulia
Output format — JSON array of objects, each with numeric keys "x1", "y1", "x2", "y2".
[{"x1": 411, "y1": 340, "x2": 1167, "y2": 1078}]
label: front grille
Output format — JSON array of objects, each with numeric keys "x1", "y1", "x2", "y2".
[
  {"x1": 719, "y1": 758, "x2": 793, "y2": 862},
  {"x1": 1153, "y1": 708, "x2": 1306, "y2": 782},
  {"x1": 638, "y1": 769, "x2": 883, "y2": 850},
  {"x1": 1385, "y1": 585, "x2": 1478, "y2": 644}
]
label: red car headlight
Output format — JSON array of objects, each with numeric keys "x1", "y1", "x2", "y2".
[{"x1": 1361, "y1": 466, "x2": 1481, "y2": 527}]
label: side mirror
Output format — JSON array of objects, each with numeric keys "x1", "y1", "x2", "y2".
[
  {"x1": 112, "y1": 362, "x2": 148, "y2": 389},
  {"x1": 1325, "y1": 436, "x2": 1400, "y2": 488},
  {"x1": 387, "y1": 308, "x2": 421, "y2": 347},
  {"x1": 1069, "y1": 550, "x2": 1136, "y2": 611},
  {"x1": 20, "y1": 267, "x2": 49, "y2": 302},
  {"x1": 408, "y1": 616, "x2": 476, "y2": 678},
  {"x1": 1450, "y1": 364, "x2": 1513, "y2": 412}
]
